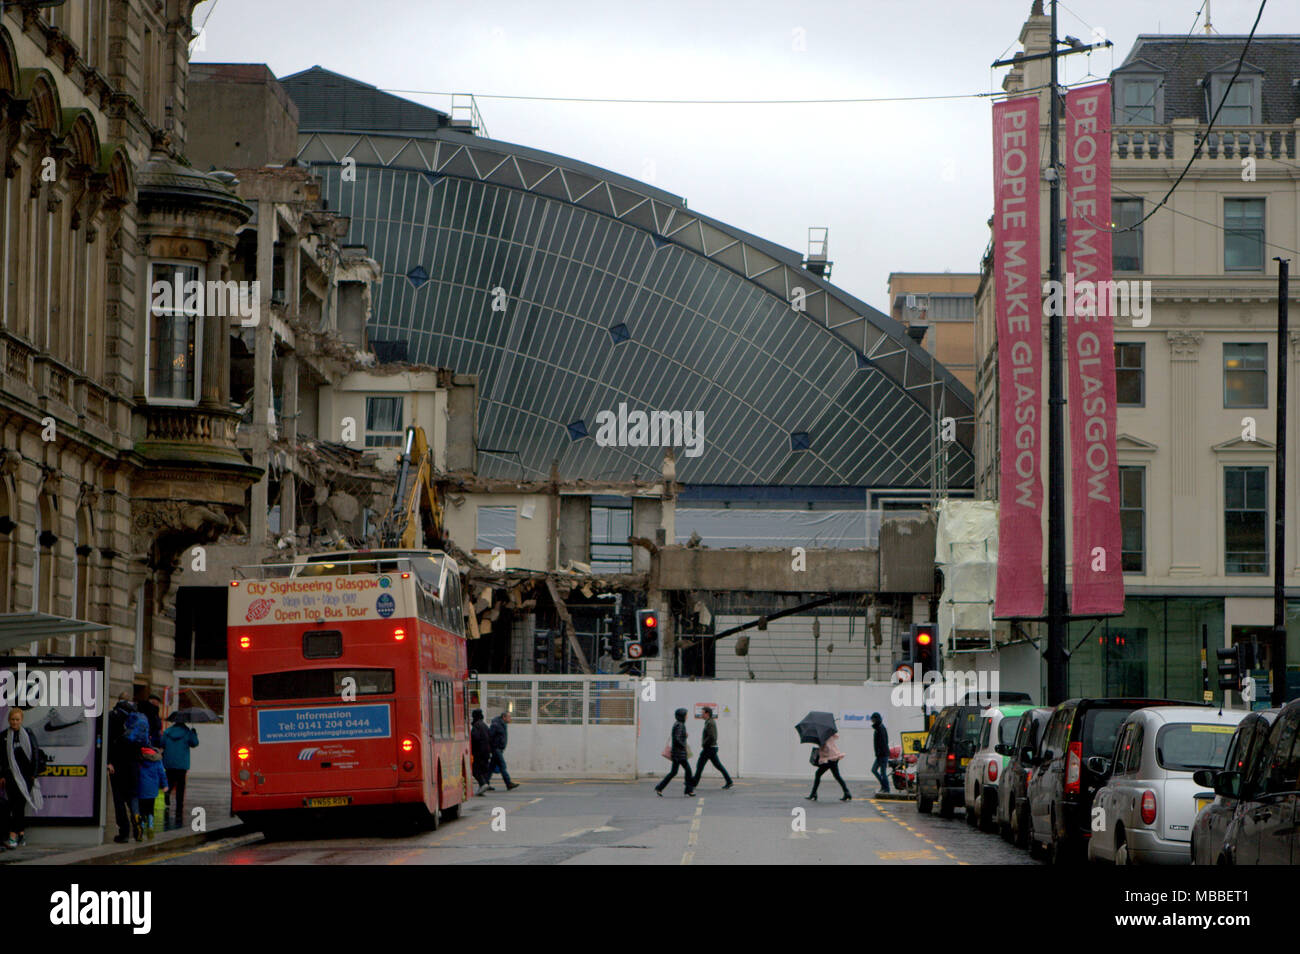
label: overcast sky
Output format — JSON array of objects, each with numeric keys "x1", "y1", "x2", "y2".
[{"x1": 192, "y1": 0, "x2": 1299, "y2": 314}]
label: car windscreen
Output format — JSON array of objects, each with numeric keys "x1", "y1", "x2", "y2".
[
  {"x1": 998, "y1": 718, "x2": 1021, "y2": 746},
  {"x1": 1156, "y1": 723, "x2": 1236, "y2": 772},
  {"x1": 1081, "y1": 708, "x2": 1134, "y2": 758}
]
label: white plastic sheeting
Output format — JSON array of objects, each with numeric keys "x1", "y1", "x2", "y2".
[{"x1": 935, "y1": 499, "x2": 999, "y2": 650}]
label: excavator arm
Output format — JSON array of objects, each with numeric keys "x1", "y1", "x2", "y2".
[{"x1": 379, "y1": 425, "x2": 443, "y2": 548}]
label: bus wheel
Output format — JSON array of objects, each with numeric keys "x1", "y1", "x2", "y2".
[{"x1": 440, "y1": 803, "x2": 460, "y2": 822}]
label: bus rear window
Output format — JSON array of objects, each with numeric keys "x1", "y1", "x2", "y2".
[{"x1": 252, "y1": 668, "x2": 396, "y2": 701}]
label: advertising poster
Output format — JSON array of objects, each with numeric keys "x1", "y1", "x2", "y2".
[{"x1": 0, "y1": 656, "x2": 105, "y2": 826}]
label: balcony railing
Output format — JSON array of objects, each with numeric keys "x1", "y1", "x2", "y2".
[
  {"x1": 141, "y1": 405, "x2": 239, "y2": 448},
  {"x1": 1113, "y1": 123, "x2": 1298, "y2": 162}
]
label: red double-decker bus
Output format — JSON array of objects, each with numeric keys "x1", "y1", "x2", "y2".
[{"x1": 227, "y1": 550, "x2": 471, "y2": 831}]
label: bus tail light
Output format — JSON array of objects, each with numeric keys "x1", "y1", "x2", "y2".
[
  {"x1": 236, "y1": 746, "x2": 251, "y2": 761},
  {"x1": 239, "y1": 635, "x2": 251, "y2": 649},
  {"x1": 1064, "y1": 742, "x2": 1082, "y2": 796},
  {"x1": 400, "y1": 738, "x2": 415, "y2": 753},
  {"x1": 1140, "y1": 790, "x2": 1157, "y2": 825},
  {"x1": 394, "y1": 628, "x2": 406, "y2": 641}
]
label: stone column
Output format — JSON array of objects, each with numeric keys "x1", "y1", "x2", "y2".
[
  {"x1": 199, "y1": 248, "x2": 230, "y2": 408},
  {"x1": 249, "y1": 200, "x2": 276, "y2": 546},
  {"x1": 1167, "y1": 330, "x2": 1203, "y2": 576},
  {"x1": 282, "y1": 352, "x2": 298, "y2": 546}
]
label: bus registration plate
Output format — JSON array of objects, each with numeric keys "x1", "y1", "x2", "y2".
[{"x1": 305, "y1": 796, "x2": 351, "y2": 808}]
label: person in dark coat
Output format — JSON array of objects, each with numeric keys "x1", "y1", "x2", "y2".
[
  {"x1": 870, "y1": 712, "x2": 890, "y2": 794},
  {"x1": 142, "y1": 694, "x2": 164, "y2": 748},
  {"x1": 488, "y1": 711, "x2": 519, "y2": 790},
  {"x1": 691, "y1": 706, "x2": 732, "y2": 789},
  {"x1": 470, "y1": 709, "x2": 492, "y2": 794},
  {"x1": 655, "y1": 708, "x2": 695, "y2": 797},
  {"x1": 1, "y1": 708, "x2": 43, "y2": 848},
  {"x1": 106, "y1": 695, "x2": 142, "y2": 843}
]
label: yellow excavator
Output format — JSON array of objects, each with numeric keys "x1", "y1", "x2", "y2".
[{"x1": 378, "y1": 425, "x2": 443, "y2": 548}]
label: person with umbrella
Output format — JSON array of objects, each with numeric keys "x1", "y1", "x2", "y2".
[
  {"x1": 795, "y1": 711, "x2": 851, "y2": 802},
  {"x1": 161, "y1": 711, "x2": 200, "y2": 829},
  {"x1": 654, "y1": 708, "x2": 695, "y2": 797}
]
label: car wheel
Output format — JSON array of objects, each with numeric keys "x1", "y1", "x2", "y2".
[
  {"x1": 938, "y1": 789, "x2": 955, "y2": 819},
  {"x1": 1011, "y1": 802, "x2": 1030, "y2": 849},
  {"x1": 979, "y1": 791, "x2": 997, "y2": 833},
  {"x1": 965, "y1": 796, "x2": 978, "y2": 826},
  {"x1": 916, "y1": 788, "x2": 933, "y2": 814},
  {"x1": 1114, "y1": 833, "x2": 1130, "y2": 867},
  {"x1": 1028, "y1": 834, "x2": 1046, "y2": 860}
]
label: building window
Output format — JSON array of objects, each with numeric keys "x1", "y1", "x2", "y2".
[
  {"x1": 364, "y1": 396, "x2": 404, "y2": 447},
  {"x1": 1116, "y1": 77, "x2": 1160, "y2": 124},
  {"x1": 146, "y1": 262, "x2": 203, "y2": 404},
  {"x1": 1115, "y1": 342, "x2": 1144, "y2": 406},
  {"x1": 1225, "y1": 199, "x2": 1265, "y2": 272},
  {"x1": 1225, "y1": 466, "x2": 1267, "y2": 575},
  {"x1": 591, "y1": 504, "x2": 633, "y2": 572},
  {"x1": 476, "y1": 506, "x2": 517, "y2": 550},
  {"x1": 1224, "y1": 343, "x2": 1267, "y2": 408},
  {"x1": 1112, "y1": 198, "x2": 1143, "y2": 271},
  {"x1": 1119, "y1": 466, "x2": 1145, "y2": 573},
  {"x1": 1210, "y1": 76, "x2": 1260, "y2": 126}
]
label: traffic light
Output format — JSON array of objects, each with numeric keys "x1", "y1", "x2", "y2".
[
  {"x1": 911, "y1": 623, "x2": 940, "y2": 681},
  {"x1": 637, "y1": 609, "x2": 660, "y2": 658},
  {"x1": 1217, "y1": 644, "x2": 1246, "y2": 692}
]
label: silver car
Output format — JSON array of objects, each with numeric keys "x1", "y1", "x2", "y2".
[{"x1": 1087, "y1": 706, "x2": 1245, "y2": 865}]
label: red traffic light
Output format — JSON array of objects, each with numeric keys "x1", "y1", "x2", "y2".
[
  {"x1": 916, "y1": 632, "x2": 933, "y2": 646},
  {"x1": 644, "y1": 615, "x2": 657, "y2": 628}
]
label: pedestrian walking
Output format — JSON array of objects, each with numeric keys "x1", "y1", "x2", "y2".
[
  {"x1": 488, "y1": 710, "x2": 519, "y2": 791},
  {"x1": 136, "y1": 746, "x2": 168, "y2": 840},
  {"x1": 806, "y1": 732, "x2": 852, "y2": 802},
  {"x1": 0, "y1": 708, "x2": 45, "y2": 849},
  {"x1": 106, "y1": 695, "x2": 144, "y2": 843},
  {"x1": 161, "y1": 714, "x2": 199, "y2": 829},
  {"x1": 691, "y1": 706, "x2": 732, "y2": 789},
  {"x1": 470, "y1": 709, "x2": 492, "y2": 794},
  {"x1": 870, "y1": 712, "x2": 890, "y2": 794},
  {"x1": 654, "y1": 708, "x2": 695, "y2": 797}
]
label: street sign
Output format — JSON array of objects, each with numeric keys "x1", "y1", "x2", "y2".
[{"x1": 628, "y1": 642, "x2": 643, "y2": 659}]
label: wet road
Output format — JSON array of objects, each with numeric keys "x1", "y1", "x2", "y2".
[{"x1": 140, "y1": 779, "x2": 1039, "y2": 865}]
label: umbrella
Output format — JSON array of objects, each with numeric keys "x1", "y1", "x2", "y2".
[
  {"x1": 169, "y1": 708, "x2": 219, "y2": 724},
  {"x1": 795, "y1": 711, "x2": 837, "y2": 746}
]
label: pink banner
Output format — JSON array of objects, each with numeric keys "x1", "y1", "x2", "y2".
[
  {"x1": 1065, "y1": 82, "x2": 1124, "y2": 615},
  {"x1": 992, "y1": 97, "x2": 1044, "y2": 618}
]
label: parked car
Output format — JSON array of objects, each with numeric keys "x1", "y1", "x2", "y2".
[
  {"x1": 996, "y1": 707, "x2": 1053, "y2": 848},
  {"x1": 964, "y1": 704, "x2": 1033, "y2": 832},
  {"x1": 914, "y1": 704, "x2": 985, "y2": 817},
  {"x1": 1189, "y1": 709, "x2": 1278, "y2": 865},
  {"x1": 1086, "y1": 706, "x2": 1244, "y2": 865},
  {"x1": 1217, "y1": 699, "x2": 1300, "y2": 865},
  {"x1": 1025, "y1": 697, "x2": 1184, "y2": 863}
]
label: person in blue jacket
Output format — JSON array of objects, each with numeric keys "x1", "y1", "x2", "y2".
[
  {"x1": 161, "y1": 715, "x2": 199, "y2": 829},
  {"x1": 135, "y1": 747, "x2": 168, "y2": 840}
]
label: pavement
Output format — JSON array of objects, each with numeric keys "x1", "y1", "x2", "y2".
[
  {"x1": 88, "y1": 779, "x2": 1036, "y2": 866},
  {"x1": 1, "y1": 775, "x2": 246, "y2": 866}
]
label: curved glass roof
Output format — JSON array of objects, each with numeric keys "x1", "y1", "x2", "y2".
[{"x1": 285, "y1": 70, "x2": 974, "y2": 489}]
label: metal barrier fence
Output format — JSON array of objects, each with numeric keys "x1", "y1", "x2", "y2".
[{"x1": 479, "y1": 675, "x2": 638, "y2": 727}]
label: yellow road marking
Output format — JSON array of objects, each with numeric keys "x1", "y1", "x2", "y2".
[{"x1": 877, "y1": 849, "x2": 936, "y2": 860}]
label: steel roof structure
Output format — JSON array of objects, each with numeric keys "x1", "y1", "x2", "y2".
[{"x1": 282, "y1": 68, "x2": 975, "y2": 488}]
